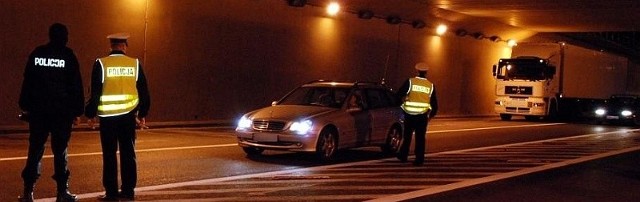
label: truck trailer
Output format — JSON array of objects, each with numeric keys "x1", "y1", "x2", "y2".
[{"x1": 493, "y1": 42, "x2": 628, "y2": 121}]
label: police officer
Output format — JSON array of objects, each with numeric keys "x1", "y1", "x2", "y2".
[
  {"x1": 18, "y1": 23, "x2": 83, "y2": 202},
  {"x1": 85, "y1": 33, "x2": 150, "y2": 201},
  {"x1": 396, "y1": 62, "x2": 438, "y2": 166}
]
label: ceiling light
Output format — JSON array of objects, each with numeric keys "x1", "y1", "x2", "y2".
[
  {"x1": 472, "y1": 32, "x2": 484, "y2": 40},
  {"x1": 287, "y1": 0, "x2": 307, "y2": 7},
  {"x1": 436, "y1": 24, "x2": 448, "y2": 35},
  {"x1": 357, "y1": 10, "x2": 374, "y2": 19},
  {"x1": 489, "y1": 36, "x2": 500, "y2": 42},
  {"x1": 386, "y1": 16, "x2": 402, "y2": 24},
  {"x1": 455, "y1": 29, "x2": 467, "y2": 37},
  {"x1": 507, "y1": 39, "x2": 518, "y2": 47},
  {"x1": 326, "y1": 2, "x2": 340, "y2": 16},
  {"x1": 411, "y1": 20, "x2": 426, "y2": 29}
]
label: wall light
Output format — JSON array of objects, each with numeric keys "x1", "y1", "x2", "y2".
[
  {"x1": 436, "y1": 24, "x2": 448, "y2": 36},
  {"x1": 326, "y1": 2, "x2": 340, "y2": 16},
  {"x1": 386, "y1": 16, "x2": 402, "y2": 24},
  {"x1": 411, "y1": 20, "x2": 426, "y2": 29},
  {"x1": 507, "y1": 39, "x2": 518, "y2": 47},
  {"x1": 287, "y1": 0, "x2": 307, "y2": 7},
  {"x1": 357, "y1": 10, "x2": 374, "y2": 19},
  {"x1": 472, "y1": 32, "x2": 484, "y2": 40},
  {"x1": 455, "y1": 29, "x2": 467, "y2": 37}
]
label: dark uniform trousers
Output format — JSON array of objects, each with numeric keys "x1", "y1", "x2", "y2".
[
  {"x1": 22, "y1": 113, "x2": 73, "y2": 186},
  {"x1": 398, "y1": 112, "x2": 428, "y2": 163},
  {"x1": 99, "y1": 112, "x2": 137, "y2": 196}
]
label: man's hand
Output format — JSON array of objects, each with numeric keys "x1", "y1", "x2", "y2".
[
  {"x1": 87, "y1": 117, "x2": 97, "y2": 129},
  {"x1": 136, "y1": 117, "x2": 148, "y2": 130}
]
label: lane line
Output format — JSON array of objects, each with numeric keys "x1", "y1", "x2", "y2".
[
  {"x1": 0, "y1": 144, "x2": 237, "y2": 161},
  {"x1": 2, "y1": 123, "x2": 561, "y2": 161}
]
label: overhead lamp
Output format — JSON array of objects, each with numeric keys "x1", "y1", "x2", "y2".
[
  {"x1": 436, "y1": 24, "x2": 448, "y2": 35},
  {"x1": 472, "y1": 32, "x2": 484, "y2": 40},
  {"x1": 386, "y1": 16, "x2": 402, "y2": 24},
  {"x1": 357, "y1": 10, "x2": 374, "y2": 19},
  {"x1": 455, "y1": 29, "x2": 467, "y2": 37},
  {"x1": 411, "y1": 20, "x2": 426, "y2": 29},
  {"x1": 489, "y1": 36, "x2": 500, "y2": 42},
  {"x1": 287, "y1": 0, "x2": 307, "y2": 7},
  {"x1": 326, "y1": 2, "x2": 340, "y2": 16}
]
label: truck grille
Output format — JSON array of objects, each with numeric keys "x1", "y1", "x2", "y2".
[
  {"x1": 252, "y1": 120, "x2": 286, "y2": 131},
  {"x1": 505, "y1": 86, "x2": 533, "y2": 95}
]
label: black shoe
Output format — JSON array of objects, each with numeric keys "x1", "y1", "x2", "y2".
[
  {"x1": 396, "y1": 155, "x2": 408, "y2": 162},
  {"x1": 97, "y1": 194, "x2": 119, "y2": 201},
  {"x1": 56, "y1": 190, "x2": 77, "y2": 202},
  {"x1": 118, "y1": 191, "x2": 135, "y2": 200},
  {"x1": 18, "y1": 192, "x2": 34, "y2": 202}
]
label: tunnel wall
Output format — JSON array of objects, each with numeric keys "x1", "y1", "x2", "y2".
[{"x1": 0, "y1": 0, "x2": 557, "y2": 125}]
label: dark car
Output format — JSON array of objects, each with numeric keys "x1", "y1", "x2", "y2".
[
  {"x1": 593, "y1": 94, "x2": 640, "y2": 125},
  {"x1": 235, "y1": 81, "x2": 404, "y2": 161}
]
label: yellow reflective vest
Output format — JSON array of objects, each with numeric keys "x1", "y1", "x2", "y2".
[
  {"x1": 401, "y1": 77, "x2": 433, "y2": 115},
  {"x1": 96, "y1": 54, "x2": 140, "y2": 117}
]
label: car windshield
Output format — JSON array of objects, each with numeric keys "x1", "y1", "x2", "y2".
[
  {"x1": 278, "y1": 86, "x2": 351, "y2": 108},
  {"x1": 610, "y1": 97, "x2": 636, "y2": 105}
]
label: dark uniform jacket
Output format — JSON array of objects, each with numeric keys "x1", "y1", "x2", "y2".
[{"x1": 19, "y1": 42, "x2": 84, "y2": 117}]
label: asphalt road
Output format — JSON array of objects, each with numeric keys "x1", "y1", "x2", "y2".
[{"x1": 0, "y1": 117, "x2": 638, "y2": 201}]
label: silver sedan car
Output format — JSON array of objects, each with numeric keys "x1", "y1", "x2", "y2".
[{"x1": 236, "y1": 81, "x2": 404, "y2": 161}]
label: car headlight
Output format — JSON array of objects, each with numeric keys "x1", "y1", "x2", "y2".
[
  {"x1": 290, "y1": 120, "x2": 313, "y2": 135},
  {"x1": 237, "y1": 116, "x2": 252, "y2": 130},
  {"x1": 595, "y1": 108, "x2": 606, "y2": 116},
  {"x1": 621, "y1": 110, "x2": 633, "y2": 117}
]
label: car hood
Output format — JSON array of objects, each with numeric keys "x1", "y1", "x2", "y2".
[{"x1": 247, "y1": 105, "x2": 337, "y2": 121}]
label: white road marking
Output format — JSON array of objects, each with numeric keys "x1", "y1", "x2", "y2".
[{"x1": 3, "y1": 123, "x2": 559, "y2": 162}]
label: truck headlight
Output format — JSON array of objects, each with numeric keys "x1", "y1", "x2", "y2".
[
  {"x1": 595, "y1": 108, "x2": 606, "y2": 116},
  {"x1": 621, "y1": 110, "x2": 633, "y2": 117},
  {"x1": 290, "y1": 120, "x2": 313, "y2": 135},
  {"x1": 237, "y1": 116, "x2": 252, "y2": 130}
]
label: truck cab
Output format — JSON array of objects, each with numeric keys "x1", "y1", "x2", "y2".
[{"x1": 493, "y1": 57, "x2": 557, "y2": 120}]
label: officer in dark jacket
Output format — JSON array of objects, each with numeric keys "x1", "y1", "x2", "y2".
[
  {"x1": 396, "y1": 62, "x2": 438, "y2": 166},
  {"x1": 85, "y1": 33, "x2": 150, "y2": 201},
  {"x1": 18, "y1": 23, "x2": 83, "y2": 202}
]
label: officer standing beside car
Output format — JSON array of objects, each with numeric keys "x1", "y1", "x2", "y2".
[
  {"x1": 85, "y1": 33, "x2": 150, "y2": 201},
  {"x1": 396, "y1": 62, "x2": 438, "y2": 166},
  {"x1": 18, "y1": 23, "x2": 84, "y2": 202}
]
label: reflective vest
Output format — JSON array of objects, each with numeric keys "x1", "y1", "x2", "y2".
[
  {"x1": 401, "y1": 77, "x2": 433, "y2": 115},
  {"x1": 97, "y1": 54, "x2": 140, "y2": 117}
]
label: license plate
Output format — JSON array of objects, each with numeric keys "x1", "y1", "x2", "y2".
[
  {"x1": 253, "y1": 133, "x2": 278, "y2": 142},
  {"x1": 606, "y1": 115, "x2": 620, "y2": 120}
]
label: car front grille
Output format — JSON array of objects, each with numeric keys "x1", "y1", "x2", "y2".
[{"x1": 252, "y1": 120, "x2": 286, "y2": 131}]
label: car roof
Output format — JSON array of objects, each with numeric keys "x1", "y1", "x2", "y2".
[{"x1": 302, "y1": 80, "x2": 384, "y2": 88}]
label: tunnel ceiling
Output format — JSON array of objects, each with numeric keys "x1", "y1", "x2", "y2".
[{"x1": 304, "y1": 0, "x2": 640, "y2": 60}]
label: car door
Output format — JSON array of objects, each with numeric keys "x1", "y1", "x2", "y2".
[{"x1": 364, "y1": 88, "x2": 398, "y2": 144}]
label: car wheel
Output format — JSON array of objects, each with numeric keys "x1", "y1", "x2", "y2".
[
  {"x1": 242, "y1": 147, "x2": 264, "y2": 156},
  {"x1": 381, "y1": 126, "x2": 402, "y2": 155},
  {"x1": 500, "y1": 114, "x2": 512, "y2": 121},
  {"x1": 316, "y1": 128, "x2": 337, "y2": 161}
]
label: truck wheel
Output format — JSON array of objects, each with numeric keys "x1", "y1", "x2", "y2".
[
  {"x1": 500, "y1": 114, "x2": 512, "y2": 121},
  {"x1": 525, "y1": 115, "x2": 540, "y2": 121}
]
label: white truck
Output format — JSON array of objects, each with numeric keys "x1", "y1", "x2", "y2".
[{"x1": 493, "y1": 42, "x2": 629, "y2": 120}]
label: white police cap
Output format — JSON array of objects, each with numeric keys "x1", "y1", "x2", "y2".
[
  {"x1": 415, "y1": 62, "x2": 429, "y2": 71},
  {"x1": 107, "y1": 33, "x2": 130, "y2": 44}
]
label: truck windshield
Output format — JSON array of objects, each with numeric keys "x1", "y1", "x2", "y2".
[{"x1": 496, "y1": 59, "x2": 553, "y2": 81}]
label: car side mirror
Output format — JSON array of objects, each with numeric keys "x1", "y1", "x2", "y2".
[{"x1": 271, "y1": 101, "x2": 278, "y2": 106}]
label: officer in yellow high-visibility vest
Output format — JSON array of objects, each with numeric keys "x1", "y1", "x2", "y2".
[
  {"x1": 396, "y1": 62, "x2": 438, "y2": 166},
  {"x1": 85, "y1": 33, "x2": 150, "y2": 201}
]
